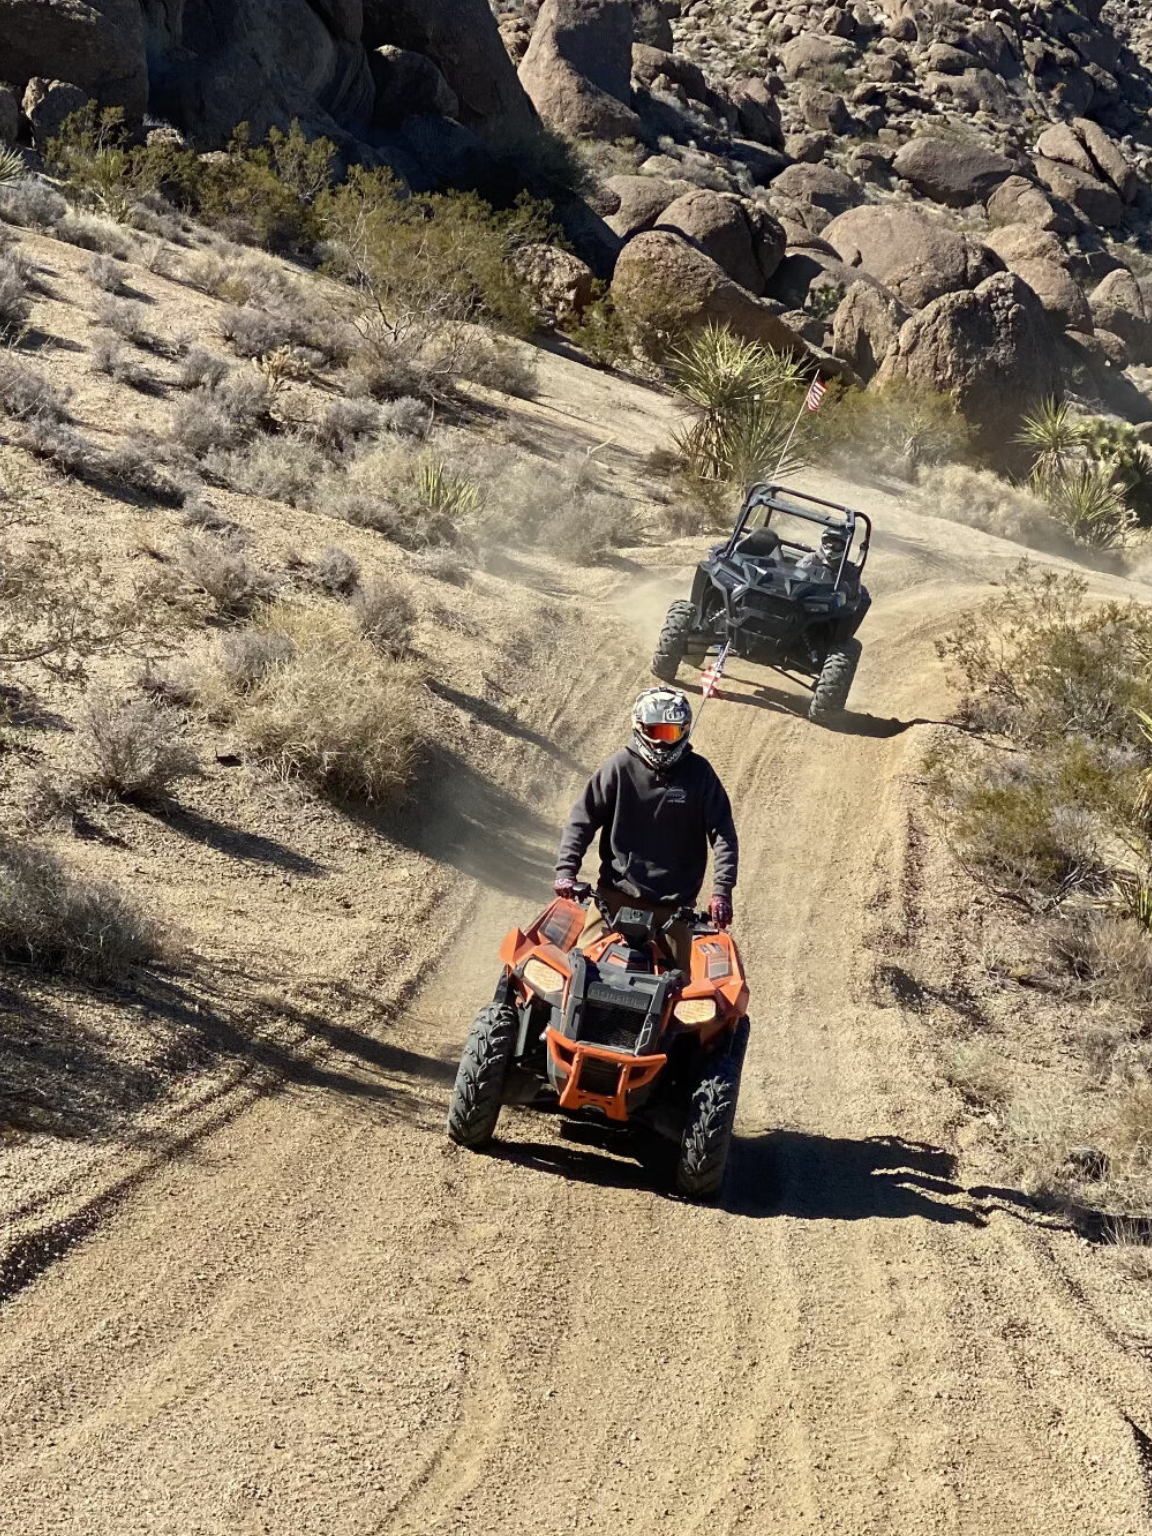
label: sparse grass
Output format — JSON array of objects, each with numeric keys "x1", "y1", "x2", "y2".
[
  {"x1": 179, "y1": 532, "x2": 274, "y2": 617},
  {"x1": 216, "y1": 628, "x2": 295, "y2": 693},
  {"x1": 0, "y1": 177, "x2": 67, "y2": 231},
  {"x1": 414, "y1": 546, "x2": 470, "y2": 586},
  {"x1": 79, "y1": 694, "x2": 198, "y2": 802},
  {"x1": 0, "y1": 354, "x2": 71, "y2": 422},
  {"x1": 0, "y1": 249, "x2": 31, "y2": 340},
  {"x1": 85, "y1": 252, "x2": 126, "y2": 293},
  {"x1": 57, "y1": 211, "x2": 132, "y2": 257},
  {"x1": 212, "y1": 601, "x2": 421, "y2": 802},
  {"x1": 90, "y1": 332, "x2": 153, "y2": 388},
  {"x1": 942, "y1": 1038, "x2": 1010, "y2": 1110},
  {"x1": 820, "y1": 381, "x2": 971, "y2": 477},
  {"x1": 94, "y1": 295, "x2": 153, "y2": 348},
  {"x1": 0, "y1": 836, "x2": 166, "y2": 980},
  {"x1": 310, "y1": 545, "x2": 360, "y2": 595},
  {"x1": 351, "y1": 577, "x2": 417, "y2": 655}
]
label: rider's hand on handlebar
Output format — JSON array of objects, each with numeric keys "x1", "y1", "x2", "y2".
[
  {"x1": 554, "y1": 876, "x2": 578, "y2": 901},
  {"x1": 709, "y1": 895, "x2": 733, "y2": 930}
]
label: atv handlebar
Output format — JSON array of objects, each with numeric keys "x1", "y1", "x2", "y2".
[{"x1": 569, "y1": 882, "x2": 708, "y2": 931}]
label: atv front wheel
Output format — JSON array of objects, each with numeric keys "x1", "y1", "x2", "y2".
[
  {"x1": 809, "y1": 638, "x2": 862, "y2": 722},
  {"x1": 651, "y1": 600, "x2": 696, "y2": 683},
  {"x1": 447, "y1": 1002, "x2": 518, "y2": 1148},
  {"x1": 674, "y1": 1019, "x2": 749, "y2": 1200}
]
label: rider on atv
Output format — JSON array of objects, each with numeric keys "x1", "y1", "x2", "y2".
[{"x1": 553, "y1": 687, "x2": 739, "y2": 971}]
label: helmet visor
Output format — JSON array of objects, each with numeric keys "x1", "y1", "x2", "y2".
[{"x1": 641, "y1": 720, "x2": 688, "y2": 744}]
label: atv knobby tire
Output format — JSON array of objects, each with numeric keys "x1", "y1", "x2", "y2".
[
  {"x1": 674, "y1": 1019, "x2": 749, "y2": 1199},
  {"x1": 809, "y1": 638, "x2": 862, "y2": 722},
  {"x1": 447, "y1": 1003, "x2": 518, "y2": 1148},
  {"x1": 651, "y1": 600, "x2": 696, "y2": 684}
]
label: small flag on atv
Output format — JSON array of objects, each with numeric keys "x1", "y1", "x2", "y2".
[
  {"x1": 700, "y1": 642, "x2": 730, "y2": 700},
  {"x1": 805, "y1": 377, "x2": 828, "y2": 413}
]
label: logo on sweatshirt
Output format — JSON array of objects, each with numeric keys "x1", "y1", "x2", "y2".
[{"x1": 663, "y1": 787, "x2": 688, "y2": 806}]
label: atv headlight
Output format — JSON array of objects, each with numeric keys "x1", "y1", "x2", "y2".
[
  {"x1": 523, "y1": 958, "x2": 564, "y2": 996},
  {"x1": 674, "y1": 998, "x2": 717, "y2": 1025}
]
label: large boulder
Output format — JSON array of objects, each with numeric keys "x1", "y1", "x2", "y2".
[
  {"x1": 876, "y1": 272, "x2": 1062, "y2": 450},
  {"x1": 924, "y1": 67, "x2": 1013, "y2": 116},
  {"x1": 831, "y1": 279, "x2": 910, "y2": 381},
  {"x1": 1033, "y1": 156, "x2": 1124, "y2": 228},
  {"x1": 603, "y1": 173, "x2": 688, "y2": 237},
  {"x1": 986, "y1": 174, "x2": 1077, "y2": 235},
  {"x1": 730, "y1": 77, "x2": 784, "y2": 152},
  {"x1": 1090, "y1": 268, "x2": 1152, "y2": 365},
  {"x1": 780, "y1": 33, "x2": 857, "y2": 75},
  {"x1": 653, "y1": 188, "x2": 770, "y2": 294},
  {"x1": 364, "y1": 0, "x2": 537, "y2": 136},
  {"x1": 982, "y1": 223, "x2": 1091, "y2": 333},
  {"x1": 823, "y1": 204, "x2": 999, "y2": 309},
  {"x1": 369, "y1": 46, "x2": 458, "y2": 124},
  {"x1": 21, "y1": 78, "x2": 89, "y2": 149},
  {"x1": 611, "y1": 228, "x2": 842, "y2": 365},
  {"x1": 891, "y1": 136, "x2": 1013, "y2": 209},
  {"x1": 512, "y1": 243, "x2": 595, "y2": 326},
  {"x1": 1035, "y1": 117, "x2": 1139, "y2": 204},
  {"x1": 520, "y1": 0, "x2": 641, "y2": 139},
  {"x1": 769, "y1": 163, "x2": 865, "y2": 235},
  {"x1": 0, "y1": 0, "x2": 147, "y2": 115}
]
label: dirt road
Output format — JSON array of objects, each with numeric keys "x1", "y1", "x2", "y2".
[{"x1": 4, "y1": 436, "x2": 1152, "y2": 1532}]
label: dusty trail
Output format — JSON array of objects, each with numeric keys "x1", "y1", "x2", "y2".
[{"x1": 3, "y1": 420, "x2": 1152, "y2": 1530}]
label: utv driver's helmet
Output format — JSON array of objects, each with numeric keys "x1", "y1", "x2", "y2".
[
  {"x1": 820, "y1": 527, "x2": 848, "y2": 565},
  {"x1": 631, "y1": 687, "x2": 692, "y2": 771}
]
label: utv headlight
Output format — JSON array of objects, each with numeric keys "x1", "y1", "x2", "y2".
[
  {"x1": 673, "y1": 998, "x2": 717, "y2": 1025},
  {"x1": 523, "y1": 958, "x2": 564, "y2": 996}
]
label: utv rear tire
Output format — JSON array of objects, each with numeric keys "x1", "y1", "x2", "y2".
[
  {"x1": 809, "y1": 639, "x2": 862, "y2": 722},
  {"x1": 674, "y1": 1019, "x2": 748, "y2": 1200},
  {"x1": 651, "y1": 600, "x2": 695, "y2": 683},
  {"x1": 447, "y1": 1003, "x2": 518, "y2": 1148}
]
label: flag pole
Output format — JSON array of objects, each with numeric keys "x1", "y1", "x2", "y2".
[{"x1": 773, "y1": 369, "x2": 823, "y2": 480}]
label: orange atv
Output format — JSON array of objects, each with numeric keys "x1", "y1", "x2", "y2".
[{"x1": 446, "y1": 884, "x2": 750, "y2": 1199}]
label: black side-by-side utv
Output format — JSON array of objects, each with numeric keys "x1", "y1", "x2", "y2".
[{"x1": 651, "y1": 483, "x2": 872, "y2": 721}]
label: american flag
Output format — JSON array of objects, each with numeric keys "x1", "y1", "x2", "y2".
[
  {"x1": 805, "y1": 376, "x2": 828, "y2": 412},
  {"x1": 700, "y1": 642, "x2": 730, "y2": 700}
]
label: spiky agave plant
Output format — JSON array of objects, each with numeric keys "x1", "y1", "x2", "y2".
[
  {"x1": 0, "y1": 145, "x2": 25, "y2": 190},
  {"x1": 1044, "y1": 462, "x2": 1133, "y2": 548},
  {"x1": 669, "y1": 323, "x2": 807, "y2": 483},
  {"x1": 1018, "y1": 396, "x2": 1084, "y2": 490}
]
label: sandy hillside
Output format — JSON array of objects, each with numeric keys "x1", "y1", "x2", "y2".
[{"x1": 2, "y1": 268, "x2": 1152, "y2": 1533}]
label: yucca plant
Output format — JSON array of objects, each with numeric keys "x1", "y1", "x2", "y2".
[
  {"x1": 0, "y1": 145, "x2": 25, "y2": 190},
  {"x1": 669, "y1": 324, "x2": 807, "y2": 485},
  {"x1": 417, "y1": 457, "x2": 480, "y2": 519},
  {"x1": 1080, "y1": 416, "x2": 1152, "y2": 527},
  {"x1": 1018, "y1": 396, "x2": 1084, "y2": 489},
  {"x1": 1044, "y1": 462, "x2": 1133, "y2": 548}
]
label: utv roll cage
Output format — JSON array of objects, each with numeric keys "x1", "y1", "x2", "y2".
[{"x1": 724, "y1": 482, "x2": 872, "y2": 595}]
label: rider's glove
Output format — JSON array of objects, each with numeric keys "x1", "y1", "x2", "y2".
[
  {"x1": 709, "y1": 895, "x2": 733, "y2": 930},
  {"x1": 554, "y1": 876, "x2": 578, "y2": 901}
]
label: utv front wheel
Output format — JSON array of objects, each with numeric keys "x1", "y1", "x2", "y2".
[
  {"x1": 809, "y1": 639, "x2": 862, "y2": 722},
  {"x1": 652, "y1": 600, "x2": 696, "y2": 683},
  {"x1": 674, "y1": 1019, "x2": 748, "y2": 1200},
  {"x1": 447, "y1": 1003, "x2": 518, "y2": 1148}
]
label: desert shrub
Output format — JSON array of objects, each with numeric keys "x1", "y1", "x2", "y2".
[
  {"x1": 546, "y1": 493, "x2": 631, "y2": 564},
  {"x1": 1017, "y1": 399, "x2": 1147, "y2": 548},
  {"x1": 0, "y1": 176, "x2": 67, "y2": 231},
  {"x1": 414, "y1": 546, "x2": 470, "y2": 585},
  {"x1": 1049, "y1": 912, "x2": 1152, "y2": 1020},
  {"x1": 223, "y1": 601, "x2": 420, "y2": 801},
  {"x1": 220, "y1": 304, "x2": 297, "y2": 359},
  {"x1": 192, "y1": 122, "x2": 336, "y2": 250},
  {"x1": 179, "y1": 533, "x2": 274, "y2": 617},
  {"x1": 320, "y1": 445, "x2": 478, "y2": 548},
  {"x1": 821, "y1": 380, "x2": 971, "y2": 476},
  {"x1": 610, "y1": 272, "x2": 698, "y2": 365},
  {"x1": 207, "y1": 435, "x2": 327, "y2": 507},
  {"x1": 668, "y1": 325, "x2": 809, "y2": 489},
  {"x1": 90, "y1": 332, "x2": 152, "y2": 388},
  {"x1": 309, "y1": 396, "x2": 379, "y2": 452},
  {"x1": 0, "y1": 354, "x2": 71, "y2": 422},
  {"x1": 310, "y1": 544, "x2": 360, "y2": 595},
  {"x1": 177, "y1": 346, "x2": 229, "y2": 391},
  {"x1": 377, "y1": 395, "x2": 430, "y2": 438},
  {"x1": 350, "y1": 577, "x2": 417, "y2": 655},
  {"x1": 217, "y1": 628, "x2": 294, "y2": 692},
  {"x1": 170, "y1": 373, "x2": 273, "y2": 457},
  {"x1": 79, "y1": 694, "x2": 197, "y2": 801},
  {"x1": 567, "y1": 291, "x2": 632, "y2": 368},
  {"x1": 94, "y1": 294, "x2": 152, "y2": 346},
  {"x1": 317, "y1": 167, "x2": 551, "y2": 391},
  {"x1": 942, "y1": 1038, "x2": 1009, "y2": 1110},
  {"x1": 461, "y1": 337, "x2": 540, "y2": 399},
  {"x1": 911, "y1": 463, "x2": 1070, "y2": 552},
  {"x1": 17, "y1": 419, "x2": 101, "y2": 476},
  {"x1": 85, "y1": 252, "x2": 126, "y2": 293},
  {"x1": 0, "y1": 249, "x2": 31, "y2": 340},
  {"x1": 57, "y1": 211, "x2": 132, "y2": 256},
  {"x1": 0, "y1": 836, "x2": 165, "y2": 980}
]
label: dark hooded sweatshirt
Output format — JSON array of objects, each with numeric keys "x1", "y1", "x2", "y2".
[{"x1": 556, "y1": 745, "x2": 738, "y2": 905}]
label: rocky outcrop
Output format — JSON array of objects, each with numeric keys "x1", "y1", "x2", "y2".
[
  {"x1": 891, "y1": 136, "x2": 1014, "y2": 209},
  {"x1": 1035, "y1": 117, "x2": 1140, "y2": 204},
  {"x1": 823, "y1": 205, "x2": 999, "y2": 310},
  {"x1": 22, "y1": 79, "x2": 90, "y2": 150},
  {"x1": 611, "y1": 228, "x2": 848, "y2": 374},
  {"x1": 770, "y1": 163, "x2": 865, "y2": 235},
  {"x1": 1033, "y1": 156, "x2": 1124, "y2": 228},
  {"x1": 832, "y1": 280, "x2": 910, "y2": 381},
  {"x1": 0, "y1": 85, "x2": 18, "y2": 145},
  {"x1": 603, "y1": 174, "x2": 690, "y2": 238},
  {"x1": 519, "y1": 0, "x2": 641, "y2": 139},
  {"x1": 876, "y1": 273, "x2": 1062, "y2": 449},
  {"x1": 653, "y1": 188, "x2": 783, "y2": 294},
  {"x1": 985, "y1": 175, "x2": 1077, "y2": 236},
  {"x1": 512, "y1": 244, "x2": 596, "y2": 326},
  {"x1": 364, "y1": 0, "x2": 537, "y2": 136},
  {"x1": 1090, "y1": 268, "x2": 1152, "y2": 365},
  {"x1": 0, "y1": 0, "x2": 147, "y2": 116},
  {"x1": 369, "y1": 46, "x2": 458, "y2": 124}
]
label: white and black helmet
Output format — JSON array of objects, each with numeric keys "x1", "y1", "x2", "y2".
[
  {"x1": 820, "y1": 526, "x2": 848, "y2": 561},
  {"x1": 631, "y1": 686, "x2": 692, "y2": 771}
]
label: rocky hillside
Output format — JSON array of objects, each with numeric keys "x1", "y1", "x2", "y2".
[{"x1": 2, "y1": 0, "x2": 1152, "y2": 448}]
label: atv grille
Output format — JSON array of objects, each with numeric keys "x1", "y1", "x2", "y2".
[
  {"x1": 578, "y1": 1057, "x2": 622, "y2": 1097},
  {"x1": 579, "y1": 1002, "x2": 642, "y2": 1053},
  {"x1": 740, "y1": 590, "x2": 795, "y2": 638}
]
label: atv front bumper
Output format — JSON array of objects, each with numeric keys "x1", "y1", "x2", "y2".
[{"x1": 546, "y1": 1028, "x2": 666, "y2": 1123}]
